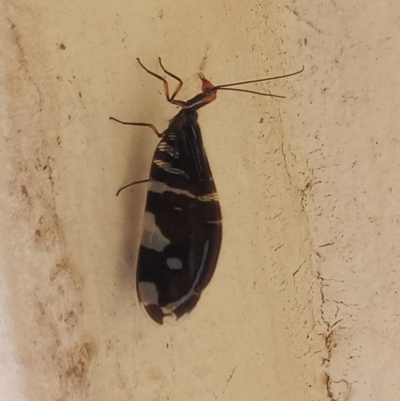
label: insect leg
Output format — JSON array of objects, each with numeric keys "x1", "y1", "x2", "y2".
[
  {"x1": 116, "y1": 178, "x2": 152, "y2": 196},
  {"x1": 157, "y1": 58, "x2": 183, "y2": 102},
  {"x1": 136, "y1": 58, "x2": 185, "y2": 107},
  {"x1": 109, "y1": 117, "x2": 163, "y2": 138}
]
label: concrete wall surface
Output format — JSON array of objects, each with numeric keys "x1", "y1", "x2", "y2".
[{"x1": 1, "y1": 1, "x2": 399, "y2": 400}]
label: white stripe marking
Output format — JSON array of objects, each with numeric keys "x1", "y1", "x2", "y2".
[
  {"x1": 141, "y1": 212, "x2": 170, "y2": 252},
  {"x1": 162, "y1": 240, "x2": 210, "y2": 314},
  {"x1": 149, "y1": 181, "x2": 219, "y2": 202},
  {"x1": 166, "y1": 258, "x2": 183, "y2": 270},
  {"x1": 153, "y1": 159, "x2": 186, "y2": 176},
  {"x1": 157, "y1": 143, "x2": 178, "y2": 157},
  {"x1": 138, "y1": 282, "x2": 159, "y2": 305}
]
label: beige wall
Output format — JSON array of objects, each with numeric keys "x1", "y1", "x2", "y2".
[{"x1": 1, "y1": 1, "x2": 399, "y2": 400}]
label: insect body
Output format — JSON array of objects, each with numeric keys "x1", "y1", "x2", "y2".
[{"x1": 111, "y1": 58, "x2": 302, "y2": 324}]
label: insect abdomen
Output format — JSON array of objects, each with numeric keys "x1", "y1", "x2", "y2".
[{"x1": 136, "y1": 117, "x2": 222, "y2": 324}]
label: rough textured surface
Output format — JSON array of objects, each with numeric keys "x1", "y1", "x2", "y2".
[
  {"x1": 1, "y1": 1, "x2": 399, "y2": 400},
  {"x1": 295, "y1": 3, "x2": 400, "y2": 400}
]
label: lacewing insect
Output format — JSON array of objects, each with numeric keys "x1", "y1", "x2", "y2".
[{"x1": 110, "y1": 58, "x2": 303, "y2": 325}]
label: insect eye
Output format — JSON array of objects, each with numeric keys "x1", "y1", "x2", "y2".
[{"x1": 205, "y1": 88, "x2": 212, "y2": 96}]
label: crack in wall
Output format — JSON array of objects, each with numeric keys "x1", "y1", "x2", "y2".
[{"x1": 276, "y1": 106, "x2": 351, "y2": 401}]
